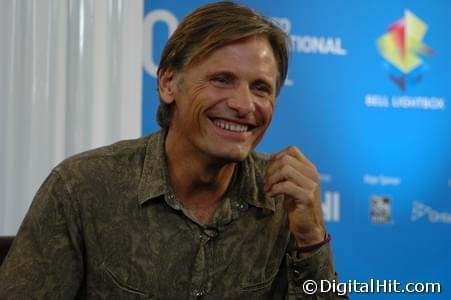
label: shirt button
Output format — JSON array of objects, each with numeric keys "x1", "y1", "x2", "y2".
[
  {"x1": 239, "y1": 202, "x2": 248, "y2": 211},
  {"x1": 194, "y1": 290, "x2": 204, "y2": 299}
]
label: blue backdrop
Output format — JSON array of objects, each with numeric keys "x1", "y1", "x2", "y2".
[{"x1": 142, "y1": 1, "x2": 451, "y2": 298}]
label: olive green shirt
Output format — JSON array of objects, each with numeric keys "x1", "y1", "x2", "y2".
[{"x1": 0, "y1": 130, "x2": 345, "y2": 299}]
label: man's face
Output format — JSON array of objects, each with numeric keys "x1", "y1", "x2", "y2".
[{"x1": 163, "y1": 36, "x2": 278, "y2": 163}]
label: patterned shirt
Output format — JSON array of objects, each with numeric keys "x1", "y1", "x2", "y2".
[{"x1": 0, "y1": 130, "x2": 345, "y2": 299}]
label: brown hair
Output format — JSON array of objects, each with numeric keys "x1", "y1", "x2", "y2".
[{"x1": 156, "y1": 1, "x2": 290, "y2": 128}]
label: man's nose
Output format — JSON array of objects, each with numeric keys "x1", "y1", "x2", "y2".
[{"x1": 227, "y1": 84, "x2": 255, "y2": 116}]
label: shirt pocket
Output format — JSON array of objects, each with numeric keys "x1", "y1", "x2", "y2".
[
  {"x1": 237, "y1": 242, "x2": 287, "y2": 298},
  {"x1": 240, "y1": 268, "x2": 279, "y2": 292},
  {"x1": 103, "y1": 264, "x2": 154, "y2": 299}
]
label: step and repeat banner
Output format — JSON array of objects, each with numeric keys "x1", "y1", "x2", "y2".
[{"x1": 142, "y1": 1, "x2": 450, "y2": 298}]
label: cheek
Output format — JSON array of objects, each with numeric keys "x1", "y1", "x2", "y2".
[
  {"x1": 251, "y1": 101, "x2": 273, "y2": 146},
  {"x1": 183, "y1": 84, "x2": 209, "y2": 127},
  {"x1": 191, "y1": 87, "x2": 225, "y2": 124},
  {"x1": 257, "y1": 101, "x2": 274, "y2": 128},
  {"x1": 191, "y1": 101, "x2": 205, "y2": 128}
]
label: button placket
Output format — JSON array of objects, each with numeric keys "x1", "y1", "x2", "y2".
[{"x1": 190, "y1": 227, "x2": 211, "y2": 299}]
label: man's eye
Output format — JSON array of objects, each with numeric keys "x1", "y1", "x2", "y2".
[
  {"x1": 210, "y1": 75, "x2": 232, "y2": 86},
  {"x1": 252, "y1": 82, "x2": 271, "y2": 96}
]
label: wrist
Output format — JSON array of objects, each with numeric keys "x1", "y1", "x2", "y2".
[
  {"x1": 296, "y1": 233, "x2": 331, "y2": 253},
  {"x1": 293, "y1": 227, "x2": 325, "y2": 246}
]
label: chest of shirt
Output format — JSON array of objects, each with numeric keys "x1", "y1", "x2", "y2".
[{"x1": 77, "y1": 198, "x2": 290, "y2": 299}]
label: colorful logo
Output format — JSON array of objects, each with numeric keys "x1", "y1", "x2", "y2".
[{"x1": 377, "y1": 10, "x2": 433, "y2": 90}]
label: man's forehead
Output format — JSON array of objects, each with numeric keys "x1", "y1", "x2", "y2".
[
  {"x1": 187, "y1": 35, "x2": 275, "y2": 66},
  {"x1": 186, "y1": 37, "x2": 277, "y2": 72}
]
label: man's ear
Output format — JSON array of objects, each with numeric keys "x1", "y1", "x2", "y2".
[{"x1": 158, "y1": 68, "x2": 178, "y2": 104}]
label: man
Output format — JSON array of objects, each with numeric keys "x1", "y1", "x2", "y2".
[{"x1": 0, "y1": 2, "x2": 346, "y2": 299}]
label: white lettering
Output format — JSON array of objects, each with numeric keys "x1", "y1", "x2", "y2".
[
  {"x1": 284, "y1": 77, "x2": 294, "y2": 86},
  {"x1": 143, "y1": 10, "x2": 178, "y2": 78},
  {"x1": 320, "y1": 279, "x2": 332, "y2": 293},
  {"x1": 364, "y1": 174, "x2": 401, "y2": 186},
  {"x1": 429, "y1": 210, "x2": 451, "y2": 223},
  {"x1": 291, "y1": 35, "x2": 347, "y2": 55},
  {"x1": 322, "y1": 192, "x2": 340, "y2": 222},
  {"x1": 365, "y1": 94, "x2": 389, "y2": 107},
  {"x1": 365, "y1": 94, "x2": 446, "y2": 110},
  {"x1": 392, "y1": 96, "x2": 445, "y2": 110},
  {"x1": 320, "y1": 173, "x2": 333, "y2": 183},
  {"x1": 411, "y1": 201, "x2": 451, "y2": 224},
  {"x1": 314, "y1": 279, "x2": 442, "y2": 295}
]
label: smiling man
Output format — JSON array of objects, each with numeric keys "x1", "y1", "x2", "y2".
[
  {"x1": 159, "y1": 35, "x2": 277, "y2": 225},
  {"x1": 0, "y1": 2, "x2": 345, "y2": 299}
]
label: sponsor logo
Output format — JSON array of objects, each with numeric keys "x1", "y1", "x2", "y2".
[
  {"x1": 411, "y1": 201, "x2": 451, "y2": 224},
  {"x1": 370, "y1": 196, "x2": 392, "y2": 224},
  {"x1": 322, "y1": 191, "x2": 340, "y2": 222},
  {"x1": 272, "y1": 17, "x2": 347, "y2": 56},
  {"x1": 377, "y1": 10, "x2": 433, "y2": 90}
]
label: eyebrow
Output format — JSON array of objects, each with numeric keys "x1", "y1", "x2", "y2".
[{"x1": 207, "y1": 69, "x2": 275, "y2": 86}]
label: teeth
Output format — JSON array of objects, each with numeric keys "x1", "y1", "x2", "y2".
[{"x1": 213, "y1": 119, "x2": 248, "y2": 132}]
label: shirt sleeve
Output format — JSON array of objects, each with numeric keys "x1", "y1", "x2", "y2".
[
  {"x1": 285, "y1": 243, "x2": 349, "y2": 299},
  {"x1": 0, "y1": 170, "x2": 84, "y2": 298}
]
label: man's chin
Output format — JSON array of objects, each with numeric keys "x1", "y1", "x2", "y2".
[{"x1": 214, "y1": 148, "x2": 251, "y2": 164}]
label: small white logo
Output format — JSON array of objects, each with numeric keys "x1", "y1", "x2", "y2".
[
  {"x1": 371, "y1": 196, "x2": 392, "y2": 224},
  {"x1": 411, "y1": 201, "x2": 451, "y2": 224}
]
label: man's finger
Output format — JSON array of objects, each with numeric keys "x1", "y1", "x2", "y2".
[
  {"x1": 270, "y1": 146, "x2": 317, "y2": 171},
  {"x1": 265, "y1": 163, "x2": 316, "y2": 192},
  {"x1": 266, "y1": 153, "x2": 320, "y2": 184}
]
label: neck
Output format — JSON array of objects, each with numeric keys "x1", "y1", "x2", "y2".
[{"x1": 164, "y1": 129, "x2": 237, "y2": 212}]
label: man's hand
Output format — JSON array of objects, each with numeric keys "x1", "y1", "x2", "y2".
[{"x1": 264, "y1": 146, "x2": 325, "y2": 247}]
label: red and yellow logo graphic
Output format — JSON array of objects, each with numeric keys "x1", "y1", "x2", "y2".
[{"x1": 377, "y1": 10, "x2": 433, "y2": 90}]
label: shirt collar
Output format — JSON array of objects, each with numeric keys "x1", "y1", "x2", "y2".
[
  {"x1": 137, "y1": 129, "x2": 170, "y2": 205},
  {"x1": 137, "y1": 129, "x2": 276, "y2": 212}
]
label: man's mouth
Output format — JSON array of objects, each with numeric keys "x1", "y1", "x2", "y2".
[{"x1": 211, "y1": 118, "x2": 253, "y2": 133}]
